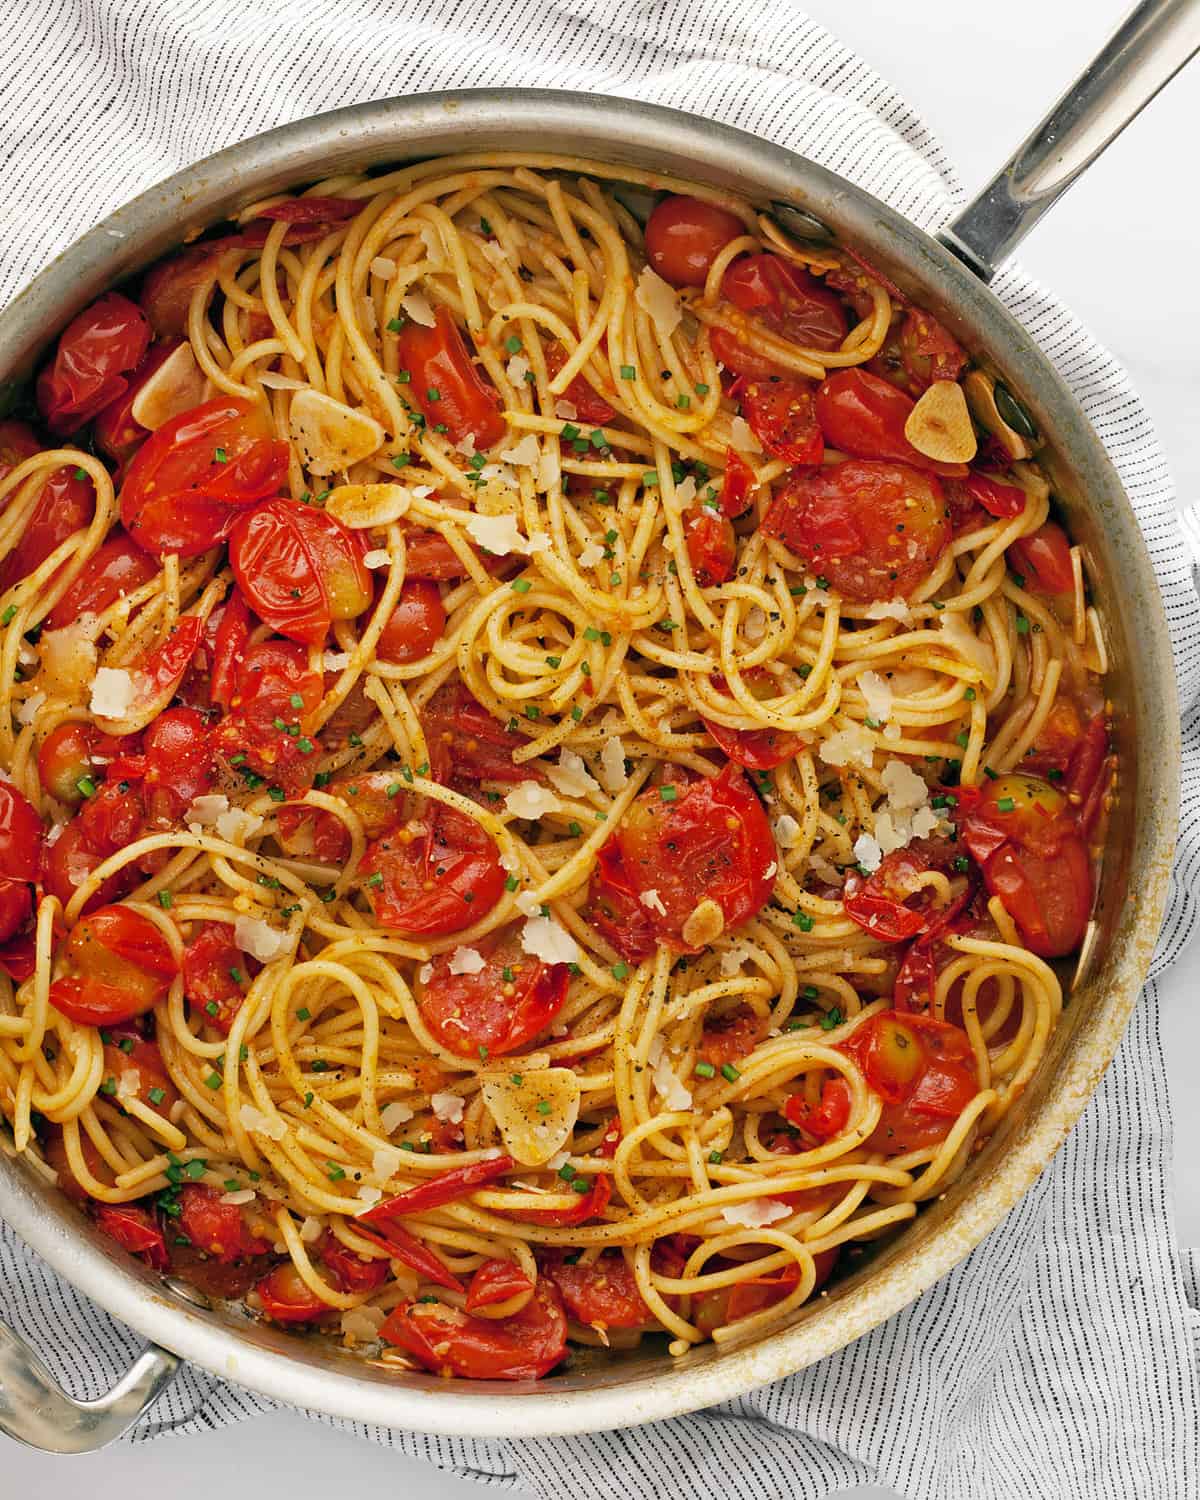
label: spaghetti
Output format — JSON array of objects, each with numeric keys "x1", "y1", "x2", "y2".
[{"x1": 0, "y1": 155, "x2": 1113, "y2": 1378}]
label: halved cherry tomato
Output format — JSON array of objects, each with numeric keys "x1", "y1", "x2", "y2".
[
  {"x1": 684, "y1": 506, "x2": 737, "y2": 587},
  {"x1": 255, "y1": 1262, "x2": 332, "y2": 1324},
  {"x1": 0, "y1": 785, "x2": 42, "y2": 945},
  {"x1": 839, "y1": 1010, "x2": 978, "y2": 1154},
  {"x1": 698, "y1": 1006, "x2": 762, "y2": 1068},
  {"x1": 541, "y1": 1251, "x2": 652, "y2": 1328},
  {"x1": 360, "y1": 804, "x2": 506, "y2": 936},
  {"x1": 120, "y1": 397, "x2": 289, "y2": 557},
  {"x1": 0, "y1": 464, "x2": 95, "y2": 594},
  {"x1": 512, "y1": 1172, "x2": 612, "y2": 1228},
  {"x1": 255, "y1": 196, "x2": 361, "y2": 224},
  {"x1": 645, "y1": 195, "x2": 744, "y2": 288},
  {"x1": 763, "y1": 459, "x2": 949, "y2": 602},
  {"x1": 962, "y1": 471, "x2": 1025, "y2": 520},
  {"x1": 465, "y1": 1259, "x2": 535, "y2": 1315},
  {"x1": 720, "y1": 447, "x2": 756, "y2": 519},
  {"x1": 842, "y1": 843, "x2": 955, "y2": 943},
  {"x1": 398, "y1": 516, "x2": 516, "y2": 581},
  {"x1": 543, "y1": 343, "x2": 617, "y2": 425},
  {"x1": 782, "y1": 1077, "x2": 851, "y2": 1143},
  {"x1": 700, "y1": 673, "x2": 805, "y2": 771},
  {"x1": 735, "y1": 375, "x2": 823, "y2": 464},
  {"x1": 139, "y1": 707, "x2": 213, "y2": 823},
  {"x1": 421, "y1": 680, "x2": 530, "y2": 785},
  {"x1": 723, "y1": 255, "x2": 848, "y2": 352},
  {"x1": 379, "y1": 1279, "x2": 567, "y2": 1381},
  {"x1": 94, "y1": 1201, "x2": 169, "y2": 1270},
  {"x1": 211, "y1": 638, "x2": 323, "y2": 791},
  {"x1": 0, "y1": 934, "x2": 36, "y2": 982},
  {"x1": 898, "y1": 308, "x2": 967, "y2": 388},
  {"x1": 208, "y1": 590, "x2": 252, "y2": 713},
  {"x1": 178, "y1": 1183, "x2": 272, "y2": 1262},
  {"x1": 229, "y1": 498, "x2": 370, "y2": 645},
  {"x1": 417, "y1": 925, "x2": 569, "y2": 1058},
  {"x1": 122, "y1": 616, "x2": 205, "y2": 718},
  {"x1": 590, "y1": 765, "x2": 777, "y2": 961},
  {"x1": 47, "y1": 532, "x2": 157, "y2": 632},
  {"x1": 376, "y1": 579, "x2": 446, "y2": 664},
  {"x1": 182, "y1": 923, "x2": 253, "y2": 1035},
  {"x1": 958, "y1": 773, "x2": 1091, "y2": 956},
  {"x1": 93, "y1": 341, "x2": 177, "y2": 464},
  {"x1": 709, "y1": 327, "x2": 784, "y2": 382},
  {"x1": 814, "y1": 369, "x2": 966, "y2": 477},
  {"x1": 51, "y1": 905, "x2": 178, "y2": 1026},
  {"x1": 37, "y1": 293, "x2": 151, "y2": 434},
  {"x1": 1009, "y1": 520, "x2": 1074, "y2": 594},
  {"x1": 141, "y1": 246, "x2": 223, "y2": 339},
  {"x1": 394, "y1": 307, "x2": 505, "y2": 449},
  {"x1": 320, "y1": 1233, "x2": 389, "y2": 1295},
  {"x1": 361, "y1": 1155, "x2": 514, "y2": 1224},
  {"x1": 101, "y1": 1029, "x2": 178, "y2": 1115},
  {"x1": 42, "y1": 1127, "x2": 110, "y2": 1203}
]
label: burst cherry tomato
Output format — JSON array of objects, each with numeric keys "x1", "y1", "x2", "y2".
[
  {"x1": 0, "y1": 464, "x2": 95, "y2": 594},
  {"x1": 763, "y1": 459, "x2": 949, "y2": 602},
  {"x1": 723, "y1": 254, "x2": 848, "y2": 351},
  {"x1": 376, "y1": 579, "x2": 446, "y2": 663},
  {"x1": 417, "y1": 924, "x2": 569, "y2": 1058},
  {"x1": 43, "y1": 782, "x2": 143, "y2": 910},
  {"x1": 255, "y1": 1263, "x2": 332, "y2": 1324},
  {"x1": 543, "y1": 343, "x2": 617, "y2": 424},
  {"x1": 37, "y1": 293, "x2": 151, "y2": 435},
  {"x1": 958, "y1": 774, "x2": 1091, "y2": 956},
  {"x1": 379, "y1": 1280, "x2": 567, "y2": 1381},
  {"x1": 255, "y1": 196, "x2": 361, "y2": 224},
  {"x1": 720, "y1": 447, "x2": 756, "y2": 519},
  {"x1": 0, "y1": 419, "x2": 39, "y2": 475},
  {"x1": 1009, "y1": 521, "x2": 1074, "y2": 594},
  {"x1": 700, "y1": 674, "x2": 804, "y2": 771},
  {"x1": 421, "y1": 680, "x2": 530, "y2": 785},
  {"x1": 360, "y1": 804, "x2": 505, "y2": 936},
  {"x1": 120, "y1": 397, "x2": 289, "y2": 557},
  {"x1": 692, "y1": 1251, "x2": 838, "y2": 1335},
  {"x1": 735, "y1": 375, "x2": 823, "y2": 464},
  {"x1": 815, "y1": 368, "x2": 966, "y2": 477},
  {"x1": 645, "y1": 195, "x2": 744, "y2": 288},
  {"x1": 684, "y1": 506, "x2": 737, "y2": 587},
  {"x1": 394, "y1": 308, "x2": 505, "y2": 449},
  {"x1": 275, "y1": 769, "x2": 407, "y2": 865},
  {"x1": 140, "y1": 706, "x2": 213, "y2": 822},
  {"x1": 93, "y1": 341, "x2": 177, "y2": 464},
  {"x1": 709, "y1": 327, "x2": 784, "y2": 382},
  {"x1": 320, "y1": 1233, "x2": 389, "y2": 1295},
  {"x1": 50, "y1": 905, "x2": 178, "y2": 1026},
  {"x1": 211, "y1": 638, "x2": 323, "y2": 791},
  {"x1": 898, "y1": 309, "x2": 967, "y2": 388},
  {"x1": 141, "y1": 245, "x2": 227, "y2": 338},
  {"x1": 513, "y1": 1172, "x2": 612, "y2": 1228},
  {"x1": 0, "y1": 785, "x2": 42, "y2": 945},
  {"x1": 783, "y1": 1077, "x2": 851, "y2": 1143},
  {"x1": 842, "y1": 843, "x2": 955, "y2": 943},
  {"x1": 464, "y1": 1259, "x2": 534, "y2": 1314},
  {"x1": 101, "y1": 1030, "x2": 178, "y2": 1114},
  {"x1": 698, "y1": 1006, "x2": 762, "y2": 1068},
  {"x1": 590, "y1": 765, "x2": 777, "y2": 961},
  {"x1": 178, "y1": 1183, "x2": 272, "y2": 1262},
  {"x1": 541, "y1": 1251, "x2": 652, "y2": 1328},
  {"x1": 94, "y1": 1202, "x2": 169, "y2": 1270},
  {"x1": 229, "y1": 499, "x2": 371, "y2": 645},
  {"x1": 208, "y1": 590, "x2": 252, "y2": 713},
  {"x1": 182, "y1": 922, "x2": 253, "y2": 1035},
  {"x1": 839, "y1": 1010, "x2": 978, "y2": 1154},
  {"x1": 47, "y1": 531, "x2": 157, "y2": 631}
]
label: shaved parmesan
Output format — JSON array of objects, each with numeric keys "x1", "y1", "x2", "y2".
[
  {"x1": 289, "y1": 389, "x2": 384, "y2": 475},
  {"x1": 300, "y1": 1215, "x2": 323, "y2": 1242},
  {"x1": 880, "y1": 758, "x2": 929, "y2": 811},
  {"x1": 480, "y1": 1068, "x2": 580, "y2": 1166},
  {"x1": 720, "y1": 943, "x2": 749, "y2": 976},
  {"x1": 500, "y1": 434, "x2": 541, "y2": 468},
  {"x1": 431, "y1": 1092, "x2": 464, "y2": 1124},
  {"x1": 325, "y1": 482, "x2": 411, "y2": 529},
  {"x1": 234, "y1": 914, "x2": 289, "y2": 962},
  {"x1": 599, "y1": 736, "x2": 628, "y2": 792},
  {"x1": 507, "y1": 354, "x2": 531, "y2": 385},
  {"x1": 362, "y1": 549, "x2": 392, "y2": 569},
  {"x1": 521, "y1": 915, "x2": 581, "y2": 966},
  {"x1": 865, "y1": 598, "x2": 914, "y2": 623},
  {"x1": 465, "y1": 511, "x2": 527, "y2": 556},
  {"x1": 238, "y1": 1104, "x2": 287, "y2": 1141},
  {"x1": 577, "y1": 540, "x2": 605, "y2": 568},
  {"x1": 372, "y1": 1146, "x2": 404, "y2": 1180},
  {"x1": 400, "y1": 292, "x2": 436, "y2": 327},
  {"x1": 635, "y1": 267, "x2": 682, "y2": 336},
  {"x1": 15, "y1": 691, "x2": 45, "y2": 727},
  {"x1": 853, "y1": 833, "x2": 883, "y2": 873},
  {"x1": 220, "y1": 1188, "x2": 256, "y2": 1206},
  {"x1": 40, "y1": 619, "x2": 99, "y2": 702},
  {"x1": 728, "y1": 416, "x2": 761, "y2": 454},
  {"x1": 553, "y1": 399, "x2": 577, "y2": 420},
  {"x1": 371, "y1": 256, "x2": 398, "y2": 279},
  {"x1": 448, "y1": 947, "x2": 486, "y2": 976},
  {"x1": 744, "y1": 606, "x2": 767, "y2": 643},
  {"x1": 545, "y1": 749, "x2": 601, "y2": 800},
  {"x1": 341, "y1": 1305, "x2": 387, "y2": 1343},
  {"x1": 673, "y1": 475, "x2": 697, "y2": 509},
  {"x1": 939, "y1": 610, "x2": 994, "y2": 680},
  {"x1": 774, "y1": 814, "x2": 801, "y2": 848},
  {"x1": 89, "y1": 667, "x2": 135, "y2": 720},
  {"x1": 640, "y1": 888, "x2": 667, "y2": 915},
  {"x1": 185, "y1": 793, "x2": 230, "y2": 826},
  {"x1": 653, "y1": 1054, "x2": 692, "y2": 1112},
  {"x1": 505, "y1": 782, "x2": 564, "y2": 820},
  {"x1": 356, "y1": 1185, "x2": 383, "y2": 1208},
  {"x1": 131, "y1": 343, "x2": 206, "y2": 431},
  {"x1": 721, "y1": 1198, "x2": 791, "y2": 1229},
  {"x1": 859, "y1": 670, "x2": 894, "y2": 724},
  {"x1": 256, "y1": 370, "x2": 307, "y2": 390},
  {"x1": 419, "y1": 226, "x2": 444, "y2": 267},
  {"x1": 380, "y1": 1101, "x2": 414, "y2": 1133},
  {"x1": 417, "y1": 962, "x2": 434, "y2": 984},
  {"x1": 323, "y1": 650, "x2": 352, "y2": 671},
  {"x1": 819, "y1": 723, "x2": 875, "y2": 770},
  {"x1": 215, "y1": 807, "x2": 263, "y2": 843}
]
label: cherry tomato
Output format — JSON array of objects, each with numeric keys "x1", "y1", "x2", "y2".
[
  {"x1": 898, "y1": 308, "x2": 967, "y2": 388},
  {"x1": 417, "y1": 924, "x2": 569, "y2": 1058},
  {"x1": 700, "y1": 674, "x2": 804, "y2": 772},
  {"x1": 0, "y1": 464, "x2": 95, "y2": 595},
  {"x1": 513, "y1": 1172, "x2": 612, "y2": 1228},
  {"x1": 642, "y1": 195, "x2": 742, "y2": 289},
  {"x1": 93, "y1": 341, "x2": 178, "y2": 464},
  {"x1": 376, "y1": 579, "x2": 446, "y2": 663},
  {"x1": 1065, "y1": 713, "x2": 1112, "y2": 838},
  {"x1": 0, "y1": 785, "x2": 41, "y2": 945},
  {"x1": 839, "y1": 1011, "x2": 978, "y2": 1154},
  {"x1": 229, "y1": 499, "x2": 370, "y2": 645},
  {"x1": 763, "y1": 459, "x2": 949, "y2": 602},
  {"x1": 50, "y1": 905, "x2": 178, "y2": 1026},
  {"x1": 141, "y1": 706, "x2": 214, "y2": 822},
  {"x1": 43, "y1": 1126, "x2": 111, "y2": 1203},
  {"x1": 379, "y1": 1279, "x2": 567, "y2": 1381},
  {"x1": 255, "y1": 1262, "x2": 332, "y2": 1324},
  {"x1": 692, "y1": 1251, "x2": 838, "y2": 1335},
  {"x1": 421, "y1": 680, "x2": 530, "y2": 785},
  {"x1": 120, "y1": 397, "x2": 289, "y2": 557},
  {"x1": 541, "y1": 1251, "x2": 652, "y2": 1328},
  {"x1": 724, "y1": 255, "x2": 848, "y2": 352},
  {"x1": 0, "y1": 419, "x2": 40, "y2": 475},
  {"x1": 697, "y1": 1006, "x2": 762, "y2": 1068},
  {"x1": 393, "y1": 307, "x2": 505, "y2": 449},
  {"x1": 182, "y1": 923, "x2": 253, "y2": 1035},
  {"x1": 1009, "y1": 521, "x2": 1074, "y2": 594},
  {"x1": 814, "y1": 369, "x2": 966, "y2": 477},
  {"x1": 0, "y1": 934, "x2": 36, "y2": 982},
  {"x1": 709, "y1": 326, "x2": 784, "y2": 382},
  {"x1": 43, "y1": 782, "x2": 144, "y2": 910},
  {"x1": 141, "y1": 245, "x2": 227, "y2": 339},
  {"x1": 320, "y1": 1233, "x2": 389, "y2": 1295},
  {"x1": 782, "y1": 1077, "x2": 851, "y2": 1143},
  {"x1": 963, "y1": 471, "x2": 1025, "y2": 519},
  {"x1": 720, "y1": 447, "x2": 756, "y2": 519},
  {"x1": 94, "y1": 1201, "x2": 169, "y2": 1270},
  {"x1": 360, "y1": 804, "x2": 505, "y2": 936},
  {"x1": 211, "y1": 638, "x2": 323, "y2": 791},
  {"x1": 464, "y1": 1259, "x2": 534, "y2": 1315},
  {"x1": 122, "y1": 616, "x2": 205, "y2": 720},
  {"x1": 842, "y1": 843, "x2": 955, "y2": 943},
  {"x1": 590, "y1": 765, "x2": 777, "y2": 961},
  {"x1": 543, "y1": 343, "x2": 617, "y2": 425},
  {"x1": 178, "y1": 1183, "x2": 272, "y2": 1262},
  {"x1": 684, "y1": 506, "x2": 737, "y2": 587},
  {"x1": 46, "y1": 531, "x2": 157, "y2": 632},
  {"x1": 101, "y1": 1030, "x2": 178, "y2": 1115},
  {"x1": 735, "y1": 375, "x2": 823, "y2": 464},
  {"x1": 398, "y1": 517, "x2": 515, "y2": 581},
  {"x1": 255, "y1": 196, "x2": 361, "y2": 224},
  {"x1": 276, "y1": 769, "x2": 407, "y2": 865},
  {"x1": 37, "y1": 293, "x2": 151, "y2": 435},
  {"x1": 208, "y1": 590, "x2": 252, "y2": 713},
  {"x1": 958, "y1": 774, "x2": 1091, "y2": 957}
]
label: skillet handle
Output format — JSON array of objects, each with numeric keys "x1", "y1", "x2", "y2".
[
  {"x1": 0, "y1": 1314, "x2": 179, "y2": 1452},
  {"x1": 938, "y1": 0, "x2": 1200, "y2": 280}
]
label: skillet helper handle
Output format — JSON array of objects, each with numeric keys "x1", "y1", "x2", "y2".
[
  {"x1": 0, "y1": 1314, "x2": 179, "y2": 1452},
  {"x1": 939, "y1": 0, "x2": 1200, "y2": 280}
]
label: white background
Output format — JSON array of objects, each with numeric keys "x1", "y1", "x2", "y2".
[{"x1": 3, "y1": 2, "x2": 1198, "y2": 1496}]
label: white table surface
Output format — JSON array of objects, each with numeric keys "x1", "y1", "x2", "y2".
[{"x1": 3, "y1": 1, "x2": 1197, "y2": 1494}]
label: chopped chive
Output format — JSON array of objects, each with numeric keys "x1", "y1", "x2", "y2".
[
  {"x1": 157, "y1": 890, "x2": 173, "y2": 909},
  {"x1": 619, "y1": 365, "x2": 636, "y2": 380},
  {"x1": 720, "y1": 1063, "x2": 740, "y2": 1083},
  {"x1": 793, "y1": 911, "x2": 814, "y2": 932},
  {"x1": 213, "y1": 447, "x2": 228, "y2": 464},
  {"x1": 997, "y1": 796, "x2": 1016, "y2": 812},
  {"x1": 365, "y1": 872, "x2": 384, "y2": 888},
  {"x1": 557, "y1": 1161, "x2": 576, "y2": 1180},
  {"x1": 525, "y1": 705, "x2": 540, "y2": 720},
  {"x1": 611, "y1": 962, "x2": 629, "y2": 981},
  {"x1": 694, "y1": 1061, "x2": 716, "y2": 1079},
  {"x1": 545, "y1": 654, "x2": 561, "y2": 668},
  {"x1": 505, "y1": 335, "x2": 522, "y2": 354},
  {"x1": 820, "y1": 1007, "x2": 843, "y2": 1032},
  {"x1": 387, "y1": 317, "x2": 404, "y2": 333},
  {"x1": 659, "y1": 785, "x2": 678, "y2": 803},
  {"x1": 148, "y1": 1087, "x2": 166, "y2": 1106},
  {"x1": 205, "y1": 1001, "x2": 219, "y2": 1017},
  {"x1": 204, "y1": 1073, "x2": 222, "y2": 1090},
  {"x1": 696, "y1": 383, "x2": 710, "y2": 396},
  {"x1": 296, "y1": 1008, "x2": 311, "y2": 1021},
  {"x1": 708, "y1": 1148, "x2": 723, "y2": 1164},
  {"x1": 1015, "y1": 614, "x2": 1030, "y2": 634},
  {"x1": 327, "y1": 1163, "x2": 346, "y2": 1182},
  {"x1": 642, "y1": 471, "x2": 659, "y2": 486},
  {"x1": 75, "y1": 775, "x2": 97, "y2": 798},
  {"x1": 504, "y1": 875, "x2": 519, "y2": 892},
  {"x1": 567, "y1": 821, "x2": 581, "y2": 837},
  {"x1": 0, "y1": 606, "x2": 15, "y2": 626},
  {"x1": 512, "y1": 578, "x2": 532, "y2": 593}
]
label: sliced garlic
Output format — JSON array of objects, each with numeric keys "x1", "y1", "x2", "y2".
[
  {"x1": 480, "y1": 1068, "x2": 581, "y2": 1166},
  {"x1": 130, "y1": 343, "x2": 207, "y2": 431},
  {"x1": 289, "y1": 389, "x2": 384, "y2": 476},
  {"x1": 681, "y1": 898, "x2": 725, "y2": 947},
  {"x1": 962, "y1": 370, "x2": 1037, "y2": 461},
  {"x1": 324, "y1": 483, "x2": 412, "y2": 529},
  {"x1": 903, "y1": 380, "x2": 977, "y2": 464}
]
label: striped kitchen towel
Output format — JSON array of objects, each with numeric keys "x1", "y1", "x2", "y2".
[{"x1": 1, "y1": 1, "x2": 1198, "y2": 1496}]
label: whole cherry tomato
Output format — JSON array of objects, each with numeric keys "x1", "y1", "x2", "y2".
[
  {"x1": 47, "y1": 531, "x2": 157, "y2": 631},
  {"x1": 1009, "y1": 521, "x2": 1074, "y2": 594},
  {"x1": 815, "y1": 368, "x2": 966, "y2": 477},
  {"x1": 645, "y1": 195, "x2": 744, "y2": 288},
  {"x1": 417, "y1": 924, "x2": 569, "y2": 1058},
  {"x1": 376, "y1": 579, "x2": 446, "y2": 664},
  {"x1": 211, "y1": 638, "x2": 324, "y2": 791},
  {"x1": 229, "y1": 499, "x2": 371, "y2": 645},
  {"x1": 43, "y1": 782, "x2": 144, "y2": 910},
  {"x1": 360, "y1": 805, "x2": 505, "y2": 937},
  {"x1": 378, "y1": 1280, "x2": 567, "y2": 1381},
  {"x1": 178, "y1": 1183, "x2": 272, "y2": 1262},
  {"x1": 723, "y1": 254, "x2": 848, "y2": 351},
  {"x1": 101, "y1": 1029, "x2": 178, "y2": 1115},
  {"x1": 394, "y1": 307, "x2": 505, "y2": 449},
  {"x1": 0, "y1": 464, "x2": 95, "y2": 595},
  {"x1": 50, "y1": 904, "x2": 178, "y2": 1026},
  {"x1": 142, "y1": 707, "x2": 214, "y2": 820},
  {"x1": 37, "y1": 293, "x2": 151, "y2": 434}
]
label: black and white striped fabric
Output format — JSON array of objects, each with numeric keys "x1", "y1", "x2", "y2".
[{"x1": 2, "y1": 2, "x2": 1199, "y2": 1495}]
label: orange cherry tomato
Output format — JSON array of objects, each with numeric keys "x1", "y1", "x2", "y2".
[
  {"x1": 1009, "y1": 520, "x2": 1074, "y2": 594},
  {"x1": 182, "y1": 923, "x2": 254, "y2": 1035},
  {"x1": 839, "y1": 1010, "x2": 978, "y2": 1154},
  {"x1": 120, "y1": 397, "x2": 289, "y2": 557},
  {"x1": 93, "y1": 341, "x2": 177, "y2": 464},
  {"x1": 724, "y1": 254, "x2": 848, "y2": 352},
  {"x1": 590, "y1": 765, "x2": 777, "y2": 961},
  {"x1": 0, "y1": 462, "x2": 95, "y2": 595},
  {"x1": 255, "y1": 1262, "x2": 332, "y2": 1325},
  {"x1": 417, "y1": 924, "x2": 569, "y2": 1059},
  {"x1": 37, "y1": 293, "x2": 151, "y2": 434},
  {"x1": 229, "y1": 498, "x2": 371, "y2": 645},
  {"x1": 763, "y1": 459, "x2": 949, "y2": 602},
  {"x1": 393, "y1": 307, "x2": 505, "y2": 449},
  {"x1": 51, "y1": 905, "x2": 178, "y2": 1026},
  {"x1": 543, "y1": 342, "x2": 617, "y2": 425},
  {"x1": 814, "y1": 368, "x2": 967, "y2": 477},
  {"x1": 94, "y1": 1202, "x2": 169, "y2": 1270},
  {"x1": 379, "y1": 1279, "x2": 568, "y2": 1381},
  {"x1": 47, "y1": 531, "x2": 157, "y2": 632},
  {"x1": 178, "y1": 1183, "x2": 272, "y2": 1262},
  {"x1": 421, "y1": 680, "x2": 531, "y2": 785},
  {"x1": 101, "y1": 1029, "x2": 179, "y2": 1115},
  {"x1": 376, "y1": 579, "x2": 446, "y2": 663},
  {"x1": 541, "y1": 1251, "x2": 652, "y2": 1329},
  {"x1": 684, "y1": 505, "x2": 737, "y2": 587},
  {"x1": 360, "y1": 804, "x2": 505, "y2": 937},
  {"x1": 735, "y1": 375, "x2": 823, "y2": 464},
  {"x1": 700, "y1": 673, "x2": 805, "y2": 772},
  {"x1": 465, "y1": 1259, "x2": 535, "y2": 1315},
  {"x1": 644, "y1": 195, "x2": 744, "y2": 288}
]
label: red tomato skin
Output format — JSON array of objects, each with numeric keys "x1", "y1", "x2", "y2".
[
  {"x1": 255, "y1": 196, "x2": 361, "y2": 224},
  {"x1": 255, "y1": 1263, "x2": 331, "y2": 1324},
  {"x1": 735, "y1": 376, "x2": 823, "y2": 464},
  {"x1": 361, "y1": 805, "x2": 505, "y2": 937},
  {"x1": 141, "y1": 245, "x2": 225, "y2": 339},
  {"x1": 963, "y1": 472, "x2": 1026, "y2": 520},
  {"x1": 507, "y1": 1173, "x2": 612, "y2": 1230},
  {"x1": 417, "y1": 925, "x2": 569, "y2": 1058},
  {"x1": 0, "y1": 419, "x2": 40, "y2": 474},
  {"x1": 898, "y1": 308, "x2": 967, "y2": 388},
  {"x1": 685, "y1": 507, "x2": 737, "y2": 588},
  {"x1": 394, "y1": 308, "x2": 505, "y2": 449},
  {"x1": 815, "y1": 369, "x2": 966, "y2": 477},
  {"x1": 700, "y1": 676, "x2": 804, "y2": 771},
  {"x1": 709, "y1": 326, "x2": 784, "y2": 382},
  {"x1": 120, "y1": 398, "x2": 289, "y2": 558},
  {"x1": 211, "y1": 638, "x2": 323, "y2": 791},
  {"x1": 47, "y1": 532, "x2": 157, "y2": 631},
  {"x1": 783, "y1": 1077, "x2": 851, "y2": 1143},
  {"x1": 208, "y1": 590, "x2": 252, "y2": 712},
  {"x1": 763, "y1": 459, "x2": 949, "y2": 602},
  {"x1": 724, "y1": 255, "x2": 848, "y2": 351},
  {"x1": 229, "y1": 499, "x2": 370, "y2": 645},
  {"x1": 37, "y1": 293, "x2": 152, "y2": 435},
  {"x1": 43, "y1": 782, "x2": 143, "y2": 911},
  {"x1": 320, "y1": 1234, "x2": 389, "y2": 1295},
  {"x1": 0, "y1": 783, "x2": 44, "y2": 885},
  {"x1": 1009, "y1": 521, "x2": 1074, "y2": 594},
  {"x1": 102, "y1": 1031, "x2": 178, "y2": 1114},
  {"x1": 697, "y1": 1006, "x2": 761, "y2": 1068},
  {"x1": 465, "y1": 1259, "x2": 535, "y2": 1314},
  {"x1": 141, "y1": 706, "x2": 214, "y2": 820},
  {"x1": 645, "y1": 196, "x2": 744, "y2": 288},
  {"x1": 541, "y1": 1251, "x2": 652, "y2": 1328},
  {"x1": 50, "y1": 974, "x2": 155, "y2": 1027},
  {"x1": 376, "y1": 580, "x2": 446, "y2": 663},
  {"x1": 93, "y1": 341, "x2": 177, "y2": 463},
  {"x1": 421, "y1": 680, "x2": 530, "y2": 785},
  {"x1": 94, "y1": 1202, "x2": 169, "y2": 1270},
  {"x1": 52, "y1": 904, "x2": 178, "y2": 1024},
  {"x1": 0, "y1": 465, "x2": 96, "y2": 595},
  {"x1": 720, "y1": 447, "x2": 756, "y2": 519},
  {"x1": 840, "y1": 1011, "x2": 978, "y2": 1154},
  {"x1": 378, "y1": 1280, "x2": 568, "y2": 1381},
  {"x1": 178, "y1": 1184, "x2": 272, "y2": 1262},
  {"x1": 182, "y1": 923, "x2": 251, "y2": 1035},
  {"x1": 543, "y1": 344, "x2": 617, "y2": 425},
  {"x1": 842, "y1": 846, "x2": 947, "y2": 943}
]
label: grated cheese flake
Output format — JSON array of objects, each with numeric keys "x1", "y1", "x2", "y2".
[
  {"x1": 640, "y1": 888, "x2": 667, "y2": 915},
  {"x1": 448, "y1": 946, "x2": 486, "y2": 976},
  {"x1": 728, "y1": 416, "x2": 761, "y2": 454},
  {"x1": 859, "y1": 670, "x2": 894, "y2": 724},
  {"x1": 500, "y1": 433, "x2": 541, "y2": 468},
  {"x1": 234, "y1": 914, "x2": 289, "y2": 963},
  {"x1": 853, "y1": 833, "x2": 883, "y2": 873},
  {"x1": 400, "y1": 291, "x2": 436, "y2": 327},
  {"x1": 215, "y1": 807, "x2": 263, "y2": 843},
  {"x1": 185, "y1": 793, "x2": 230, "y2": 825},
  {"x1": 635, "y1": 266, "x2": 682, "y2": 336},
  {"x1": 89, "y1": 667, "x2": 135, "y2": 720},
  {"x1": 380, "y1": 1101, "x2": 415, "y2": 1133},
  {"x1": 238, "y1": 1104, "x2": 287, "y2": 1141},
  {"x1": 598, "y1": 735, "x2": 628, "y2": 792},
  {"x1": 504, "y1": 781, "x2": 564, "y2": 820},
  {"x1": 521, "y1": 915, "x2": 581, "y2": 965},
  {"x1": 819, "y1": 723, "x2": 875, "y2": 770},
  {"x1": 545, "y1": 749, "x2": 601, "y2": 799},
  {"x1": 721, "y1": 1198, "x2": 791, "y2": 1229},
  {"x1": 465, "y1": 511, "x2": 528, "y2": 557}
]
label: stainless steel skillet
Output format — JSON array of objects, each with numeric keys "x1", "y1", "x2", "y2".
[{"x1": 0, "y1": 0, "x2": 1194, "y2": 1451}]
